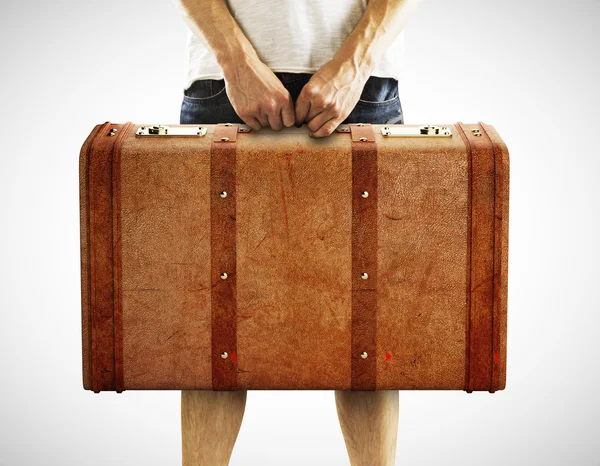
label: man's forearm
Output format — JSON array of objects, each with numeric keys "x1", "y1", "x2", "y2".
[
  {"x1": 173, "y1": 0, "x2": 296, "y2": 131},
  {"x1": 172, "y1": 0, "x2": 259, "y2": 78},
  {"x1": 333, "y1": 0, "x2": 422, "y2": 80}
]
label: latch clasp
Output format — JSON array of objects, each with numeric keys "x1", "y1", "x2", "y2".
[
  {"x1": 136, "y1": 125, "x2": 207, "y2": 137},
  {"x1": 382, "y1": 125, "x2": 452, "y2": 137}
]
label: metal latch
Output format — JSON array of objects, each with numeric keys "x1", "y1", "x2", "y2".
[
  {"x1": 136, "y1": 124, "x2": 253, "y2": 137},
  {"x1": 382, "y1": 125, "x2": 452, "y2": 137},
  {"x1": 136, "y1": 125, "x2": 207, "y2": 137}
]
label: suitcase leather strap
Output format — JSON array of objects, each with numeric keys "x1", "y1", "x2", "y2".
[
  {"x1": 88, "y1": 121, "x2": 133, "y2": 393},
  {"x1": 210, "y1": 124, "x2": 239, "y2": 390},
  {"x1": 349, "y1": 123, "x2": 378, "y2": 390},
  {"x1": 456, "y1": 122, "x2": 497, "y2": 392}
]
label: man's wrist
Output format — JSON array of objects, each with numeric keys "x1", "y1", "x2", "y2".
[
  {"x1": 332, "y1": 27, "x2": 382, "y2": 82},
  {"x1": 330, "y1": 47, "x2": 376, "y2": 84},
  {"x1": 217, "y1": 40, "x2": 262, "y2": 82}
]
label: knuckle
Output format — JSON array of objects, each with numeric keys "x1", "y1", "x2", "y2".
[
  {"x1": 263, "y1": 100, "x2": 276, "y2": 113},
  {"x1": 277, "y1": 91, "x2": 291, "y2": 103},
  {"x1": 316, "y1": 97, "x2": 331, "y2": 111},
  {"x1": 312, "y1": 95, "x2": 324, "y2": 107},
  {"x1": 320, "y1": 96, "x2": 332, "y2": 107},
  {"x1": 329, "y1": 108, "x2": 341, "y2": 119},
  {"x1": 303, "y1": 84, "x2": 317, "y2": 98}
]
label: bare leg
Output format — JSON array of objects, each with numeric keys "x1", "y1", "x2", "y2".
[
  {"x1": 335, "y1": 390, "x2": 399, "y2": 466},
  {"x1": 181, "y1": 390, "x2": 247, "y2": 466}
]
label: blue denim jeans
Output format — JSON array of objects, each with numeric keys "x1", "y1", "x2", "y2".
[{"x1": 180, "y1": 72, "x2": 404, "y2": 126}]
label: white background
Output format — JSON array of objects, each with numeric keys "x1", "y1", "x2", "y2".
[{"x1": 1, "y1": 0, "x2": 599, "y2": 465}]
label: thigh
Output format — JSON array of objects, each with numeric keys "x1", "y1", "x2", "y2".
[{"x1": 343, "y1": 75, "x2": 404, "y2": 125}]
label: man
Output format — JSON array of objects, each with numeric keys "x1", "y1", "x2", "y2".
[{"x1": 173, "y1": 0, "x2": 421, "y2": 463}]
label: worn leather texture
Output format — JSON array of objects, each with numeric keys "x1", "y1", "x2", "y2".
[{"x1": 79, "y1": 122, "x2": 509, "y2": 392}]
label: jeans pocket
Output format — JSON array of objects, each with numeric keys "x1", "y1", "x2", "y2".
[
  {"x1": 350, "y1": 76, "x2": 404, "y2": 123},
  {"x1": 357, "y1": 76, "x2": 399, "y2": 104},
  {"x1": 180, "y1": 79, "x2": 239, "y2": 124},
  {"x1": 344, "y1": 93, "x2": 404, "y2": 125},
  {"x1": 183, "y1": 79, "x2": 227, "y2": 102}
]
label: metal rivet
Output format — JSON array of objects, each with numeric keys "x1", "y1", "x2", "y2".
[
  {"x1": 357, "y1": 123, "x2": 365, "y2": 126},
  {"x1": 361, "y1": 272, "x2": 368, "y2": 280},
  {"x1": 224, "y1": 123, "x2": 232, "y2": 126},
  {"x1": 220, "y1": 272, "x2": 228, "y2": 280},
  {"x1": 219, "y1": 191, "x2": 227, "y2": 198},
  {"x1": 474, "y1": 133, "x2": 482, "y2": 137},
  {"x1": 471, "y1": 128, "x2": 480, "y2": 133},
  {"x1": 109, "y1": 133, "x2": 116, "y2": 136},
  {"x1": 221, "y1": 352, "x2": 228, "y2": 359},
  {"x1": 361, "y1": 191, "x2": 369, "y2": 198},
  {"x1": 221, "y1": 137, "x2": 229, "y2": 142},
  {"x1": 110, "y1": 128, "x2": 118, "y2": 132},
  {"x1": 359, "y1": 137, "x2": 368, "y2": 142},
  {"x1": 360, "y1": 351, "x2": 368, "y2": 359}
]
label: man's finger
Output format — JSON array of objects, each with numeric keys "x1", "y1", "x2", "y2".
[
  {"x1": 306, "y1": 101, "x2": 326, "y2": 122},
  {"x1": 243, "y1": 116, "x2": 262, "y2": 132},
  {"x1": 281, "y1": 98, "x2": 296, "y2": 128},
  {"x1": 306, "y1": 111, "x2": 331, "y2": 134},
  {"x1": 257, "y1": 112, "x2": 269, "y2": 128},
  {"x1": 309, "y1": 117, "x2": 340, "y2": 138},
  {"x1": 295, "y1": 93, "x2": 311, "y2": 125},
  {"x1": 267, "y1": 110, "x2": 284, "y2": 131}
]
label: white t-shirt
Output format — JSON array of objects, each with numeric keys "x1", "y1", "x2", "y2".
[{"x1": 182, "y1": 0, "x2": 404, "y2": 89}]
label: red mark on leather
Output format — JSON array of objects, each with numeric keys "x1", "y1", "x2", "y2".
[
  {"x1": 231, "y1": 352, "x2": 237, "y2": 362},
  {"x1": 385, "y1": 353, "x2": 392, "y2": 361},
  {"x1": 493, "y1": 353, "x2": 499, "y2": 364}
]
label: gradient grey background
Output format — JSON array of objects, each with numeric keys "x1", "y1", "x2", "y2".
[{"x1": 1, "y1": 0, "x2": 599, "y2": 464}]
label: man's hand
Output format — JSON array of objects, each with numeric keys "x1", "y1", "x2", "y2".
[
  {"x1": 222, "y1": 57, "x2": 295, "y2": 132},
  {"x1": 295, "y1": 58, "x2": 369, "y2": 138},
  {"x1": 293, "y1": 0, "x2": 422, "y2": 137},
  {"x1": 174, "y1": 0, "x2": 295, "y2": 132}
]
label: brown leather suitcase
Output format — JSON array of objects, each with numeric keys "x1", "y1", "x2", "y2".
[{"x1": 80, "y1": 122, "x2": 509, "y2": 393}]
